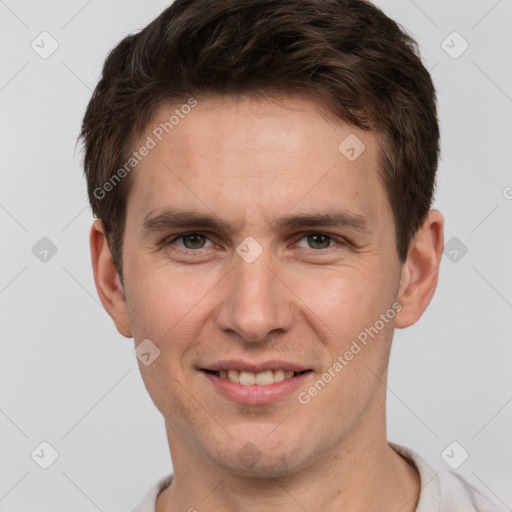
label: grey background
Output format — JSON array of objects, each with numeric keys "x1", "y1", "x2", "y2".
[{"x1": 1, "y1": 0, "x2": 511, "y2": 510}]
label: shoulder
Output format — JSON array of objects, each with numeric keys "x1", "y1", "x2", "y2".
[
  {"x1": 132, "y1": 474, "x2": 173, "y2": 512},
  {"x1": 436, "y1": 468, "x2": 508, "y2": 512},
  {"x1": 389, "y1": 443, "x2": 508, "y2": 512}
]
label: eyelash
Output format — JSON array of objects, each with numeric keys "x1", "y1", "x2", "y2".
[{"x1": 161, "y1": 231, "x2": 347, "y2": 256}]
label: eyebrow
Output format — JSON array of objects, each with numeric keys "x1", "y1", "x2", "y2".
[{"x1": 141, "y1": 208, "x2": 369, "y2": 236}]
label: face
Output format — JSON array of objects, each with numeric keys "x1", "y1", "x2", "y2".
[{"x1": 113, "y1": 94, "x2": 407, "y2": 476}]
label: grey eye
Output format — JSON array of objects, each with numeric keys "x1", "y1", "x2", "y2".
[
  {"x1": 181, "y1": 233, "x2": 208, "y2": 249},
  {"x1": 300, "y1": 234, "x2": 334, "y2": 250}
]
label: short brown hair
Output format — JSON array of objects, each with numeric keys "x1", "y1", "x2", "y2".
[{"x1": 80, "y1": 0, "x2": 439, "y2": 280}]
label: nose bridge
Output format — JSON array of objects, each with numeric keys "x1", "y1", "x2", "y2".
[{"x1": 216, "y1": 243, "x2": 293, "y2": 342}]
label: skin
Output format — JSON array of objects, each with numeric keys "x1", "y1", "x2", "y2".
[{"x1": 90, "y1": 93, "x2": 444, "y2": 512}]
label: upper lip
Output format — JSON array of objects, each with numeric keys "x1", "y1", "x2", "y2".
[{"x1": 201, "y1": 360, "x2": 311, "y2": 373}]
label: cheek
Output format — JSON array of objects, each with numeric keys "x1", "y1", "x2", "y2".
[
  {"x1": 290, "y1": 264, "x2": 394, "y2": 339},
  {"x1": 295, "y1": 271, "x2": 395, "y2": 420},
  {"x1": 125, "y1": 263, "x2": 202, "y2": 337},
  {"x1": 290, "y1": 264, "x2": 398, "y2": 407}
]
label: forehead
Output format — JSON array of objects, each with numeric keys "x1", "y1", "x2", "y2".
[{"x1": 126, "y1": 93, "x2": 389, "y2": 233}]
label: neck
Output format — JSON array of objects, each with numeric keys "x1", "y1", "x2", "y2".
[{"x1": 156, "y1": 415, "x2": 420, "y2": 512}]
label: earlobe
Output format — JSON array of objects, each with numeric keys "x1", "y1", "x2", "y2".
[
  {"x1": 395, "y1": 210, "x2": 444, "y2": 329},
  {"x1": 90, "y1": 220, "x2": 133, "y2": 338}
]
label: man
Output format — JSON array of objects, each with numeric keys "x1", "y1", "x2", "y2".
[{"x1": 80, "y1": 1, "x2": 506, "y2": 510}]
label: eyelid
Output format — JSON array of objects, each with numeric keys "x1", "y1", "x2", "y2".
[
  {"x1": 294, "y1": 231, "x2": 345, "y2": 247},
  {"x1": 163, "y1": 231, "x2": 215, "y2": 250},
  {"x1": 162, "y1": 230, "x2": 347, "y2": 252}
]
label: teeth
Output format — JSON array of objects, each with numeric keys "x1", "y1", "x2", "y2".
[
  {"x1": 228, "y1": 369, "x2": 240, "y2": 383},
  {"x1": 255, "y1": 370, "x2": 273, "y2": 385},
  {"x1": 216, "y1": 369, "x2": 301, "y2": 386},
  {"x1": 273, "y1": 369, "x2": 285, "y2": 382},
  {"x1": 239, "y1": 371, "x2": 256, "y2": 385}
]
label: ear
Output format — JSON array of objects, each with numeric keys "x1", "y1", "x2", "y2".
[
  {"x1": 90, "y1": 220, "x2": 133, "y2": 338},
  {"x1": 395, "y1": 210, "x2": 444, "y2": 329}
]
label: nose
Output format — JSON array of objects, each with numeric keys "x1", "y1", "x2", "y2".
[{"x1": 215, "y1": 247, "x2": 294, "y2": 343}]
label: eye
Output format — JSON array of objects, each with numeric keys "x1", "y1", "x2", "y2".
[
  {"x1": 166, "y1": 232, "x2": 214, "y2": 251},
  {"x1": 295, "y1": 233, "x2": 341, "y2": 250},
  {"x1": 162, "y1": 231, "x2": 346, "y2": 255}
]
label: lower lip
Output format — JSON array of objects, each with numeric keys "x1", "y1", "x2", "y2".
[{"x1": 202, "y1": 371, "x2": 312, "y2": 405}]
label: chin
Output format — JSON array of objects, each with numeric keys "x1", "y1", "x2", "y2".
[
  {"x1": 226, "y1": 454, "x2": 305, "y2": 479},
  {"x1": 208, "y1": 434, "x2": 313, "y2": 478}
]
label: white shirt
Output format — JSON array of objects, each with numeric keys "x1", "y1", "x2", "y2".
[{"x1": 132, "y1": 443, "x2": 508, "y2": 511}]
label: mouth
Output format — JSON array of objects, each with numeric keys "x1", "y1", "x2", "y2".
[
  {"x1": 199, "y1": 362, "x2": 314, "y2": 405},
  {"x1": 199, "y1": 360, "x2": 314, "y2": 404},
  {"x1": 201, "y1": 368, "x2": 312, "y2": 386}
]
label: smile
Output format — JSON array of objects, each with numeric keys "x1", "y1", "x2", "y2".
[
  {"x1": 200, "y1": 364, "x2": 314, "y2": 405},
  {"x1": 204, "y1": 368, "x2": 310, "y2": 386}
]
